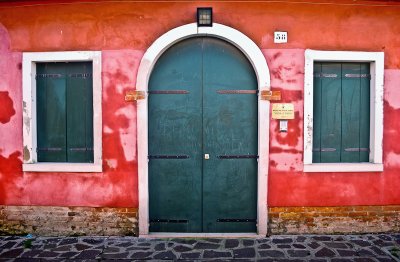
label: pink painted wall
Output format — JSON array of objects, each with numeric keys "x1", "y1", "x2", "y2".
[
  {"x1": 0, "y1": 0, "x2": 399, "y2": 208},
  {"x1": 0, "y1": 27, "x2": 140, "y2": 207},
  {"x1": 265, "y1": 49, "x2": 400, "y2": 206}
]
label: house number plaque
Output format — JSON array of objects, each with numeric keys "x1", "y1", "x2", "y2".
[{"x1": 272, "y1": 103, "x2": 295, "y2": 119}]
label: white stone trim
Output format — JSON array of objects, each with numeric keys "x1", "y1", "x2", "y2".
[
  {"x1": 22, "y1": 51, "x2": 102, "y2": 172},
  {"x1": 22, "y1": 163, "x2": 102, "y2": 173},
  {"x1": 141, "y1": 233, "x2": 262, "y2": 238},
  {"x1": 304, "y1": 163, "x2": 383, "y2": 173},
  {"x1": 137, "y1": 23, "x2": 270, "y2": 236},
  {"x1": 303, "y1": 50, "x2": 384, "y2": 172}
]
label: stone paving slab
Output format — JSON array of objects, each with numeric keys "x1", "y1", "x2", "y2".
[{"x1": 0, "y1": 234, "x2": 399, "y2": 261}]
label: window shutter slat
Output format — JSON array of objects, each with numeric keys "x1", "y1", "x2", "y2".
[
  {"x1": 66, "y1": 62, "x2": 94, "y2": 163},
  {"x1": 85, "y1": 63, "x2": 94, "y2": 163},
  {"x1": 341, "y1": 63, "x2": 361, "y2": 162},
  {"x1": 37, "y1": 63, "x2": 67, "y2": 162},
  {"x1": 360, "y1": 63, "x2": 370, "y2": 162},
  {"x1": 312, "y1": 63, "x2": 322, "y2": 163},
  {"x1": 320, "y1": 63, "x2": 342, "y2": 163}
]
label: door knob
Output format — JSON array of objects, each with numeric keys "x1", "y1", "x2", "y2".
[{"x1": 204, "y1": 154, "x2": 210, "y2": 160}]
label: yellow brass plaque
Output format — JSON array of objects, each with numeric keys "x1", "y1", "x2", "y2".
[
  {"x1": 260, "y1": 90, "x2": 281, "y2": 101},
  {"x1": 272, "y1": 103, "x2": 295, "y2": 119},
  {"x1": 125, "y1": 90, "x2": 145, "y2": 101}
]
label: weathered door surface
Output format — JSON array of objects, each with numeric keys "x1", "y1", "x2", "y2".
[{"x1": 148, "y1": 37, "x2": 257, "y2": 233}]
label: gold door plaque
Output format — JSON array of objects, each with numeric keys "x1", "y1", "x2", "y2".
[
  {"x1": 272, "y1": 103, "x2": 295, "y2": 119},
  {"x1": 125, "y1": 90, "x2": 145, "y2": 101},
  {"x1": 260, "y1": 90, "x2": 281, "y2": 101}
]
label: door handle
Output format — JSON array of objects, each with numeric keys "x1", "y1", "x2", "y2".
[{"x1": 204, "y1": 154, "x2": 210, "y2": 160}]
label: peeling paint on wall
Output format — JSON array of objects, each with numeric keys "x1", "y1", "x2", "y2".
[
  {"x1": 0, "y1": 91, "x2": 15, "y2": 124},
  {"x1": 0, "y1": 23, "x2": 22, "y2": 158},
  {"x1": 23, "y1": 146, "x2": 30, "y2": 162},
  {"x1": 115, "y1": 105, "x2": 136, "y2": 162},
  {"x1": 0, "y1": 151, "x2": 23, "y2": 204},
  {"x1": 264, "y1": 50, "x2": 304, "y2": 91},
  {"x1": 384, "y1": 70, "x2": 400, "y2": 109}
]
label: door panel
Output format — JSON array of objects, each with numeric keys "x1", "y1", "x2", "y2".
[
  {"x1": 148, "y1": 37, "x2": 257, "y2": 233},
  {"x1": 202, "y1": 38, "x2": 257, "y2": 232},
  {"x1": 148, "y1": 38, "x2": 203, "y2": 232}
]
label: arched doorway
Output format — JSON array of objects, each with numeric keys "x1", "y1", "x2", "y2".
[
  {"x1": 148, "y1": 37, "x2": 258, "y2": 233},
  {"x1": 136, "y1": 23, "x2": 270, "y2": 236}
]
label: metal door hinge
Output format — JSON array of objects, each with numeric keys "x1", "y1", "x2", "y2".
[
  {"x1": 148, "y1": 90, "x2": 189, "y2": 94},
  {"x1": 150, "y1": 219, "x2": 188, "y2": 224},
  {"x1": 125, "y1": 90, "x2": 145, "y2": 101},
  {"x1": 37, "y1": 147, "x2": 62, "y2": 152},
  {"x1": 148, "y1": 155, "x2": 189, "y2": 159},
  {"x1": 217, "y1": 90, "x2": 257, "y2": 94},
  {"x1": 217, "y1": 155, "x2": 258, "y2": 159},
  {"x1": 344, "y1": 148, "x2": 369, "y2": 152},
  {"x1": 313, "y1": 148, "x2": 336, "y2": 152},
  {"x1": 217, "y1": 218, "x2": 257, "y2": 223}
]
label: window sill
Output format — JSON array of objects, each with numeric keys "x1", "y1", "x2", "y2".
[
  {"x1": 303, "y1": 163, "x2": 383, "y2": 173},
  {"x1": 23, "y1": 163, "x2": 102, "y2": 173}
]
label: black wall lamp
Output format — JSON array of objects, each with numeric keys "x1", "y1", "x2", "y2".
[{"x1": 197, "y1": 7, "x2": 213, "y2": 27}]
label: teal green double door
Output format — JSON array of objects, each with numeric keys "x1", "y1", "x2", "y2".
[{"x1": 148, "y1": 37, "x2": 258, "y2": 233}]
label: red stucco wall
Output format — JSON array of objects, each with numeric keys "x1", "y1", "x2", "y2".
[{"x1": 0, "y1": 0, "x2": 399, "y2": 208}]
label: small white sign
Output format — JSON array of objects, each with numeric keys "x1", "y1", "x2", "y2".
[
  {"x1": 279, "y1": 120, "x2": 288, "y2": 132},
  {"x1": 274, "y1": 31, "x2": 288, "y2": 43}
]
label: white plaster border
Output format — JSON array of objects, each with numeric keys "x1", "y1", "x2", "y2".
[
  {"x1": 22, "y1": 51, "x2": 102, "y2": 172},
  {"x1": 136, "y1": 23, "x2": 270, "y2": 236},
  {"x1": 303, "y1": 50, "x2": 384, "y2": 172}
]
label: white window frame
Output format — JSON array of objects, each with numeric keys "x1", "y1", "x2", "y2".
[
  {"x1": 22, "y1": 51, "x2": 102, "y2": 172},
  {"x1": 303, "y1": 50, "x2": 384, "y2": 172}
]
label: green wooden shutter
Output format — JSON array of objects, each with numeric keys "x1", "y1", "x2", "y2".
[
  {"x1": 341, "y1": 63, "x2": 361, "y2": 162},
  {"x1": 321, "y1": 63, "x2": 342, "y2": 163},
  {"x1": 341, "y1": 63, "x2": 371, "y2": 162},
  {"x1": 36, "y1": 62, "x2": 93, "y2": 163},
  {"x1": 313, "y1": 62, "x2": 370, "y2": 163},
  {"x1": 37, "y1": 63, "x2": 67, "y2": 162},
  {"x1": 66, "y1": 62, "x2": 94, "y2": 163}
]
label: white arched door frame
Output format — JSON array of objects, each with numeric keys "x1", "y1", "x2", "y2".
[{"x1": 136, "y1": 23, "x2": 270, "y2": 236}]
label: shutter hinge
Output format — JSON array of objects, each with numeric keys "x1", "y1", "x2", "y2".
[
  {"x1": 35, "y1": 73, "x2": 63, "y2": 79},
  {"x1": 125, "y1": 90, "x2": 146, "y2": 101},
  {"x1": 314, "y1": 73, "x2": 338, "y2": 78},
  {"x1": 344, "y1": 73, "x2": 371, "y2": 79}
]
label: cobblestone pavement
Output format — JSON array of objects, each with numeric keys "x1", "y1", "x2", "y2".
[{"x1": 0, "y1": 234, "x2": 400, "y2": 261}]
